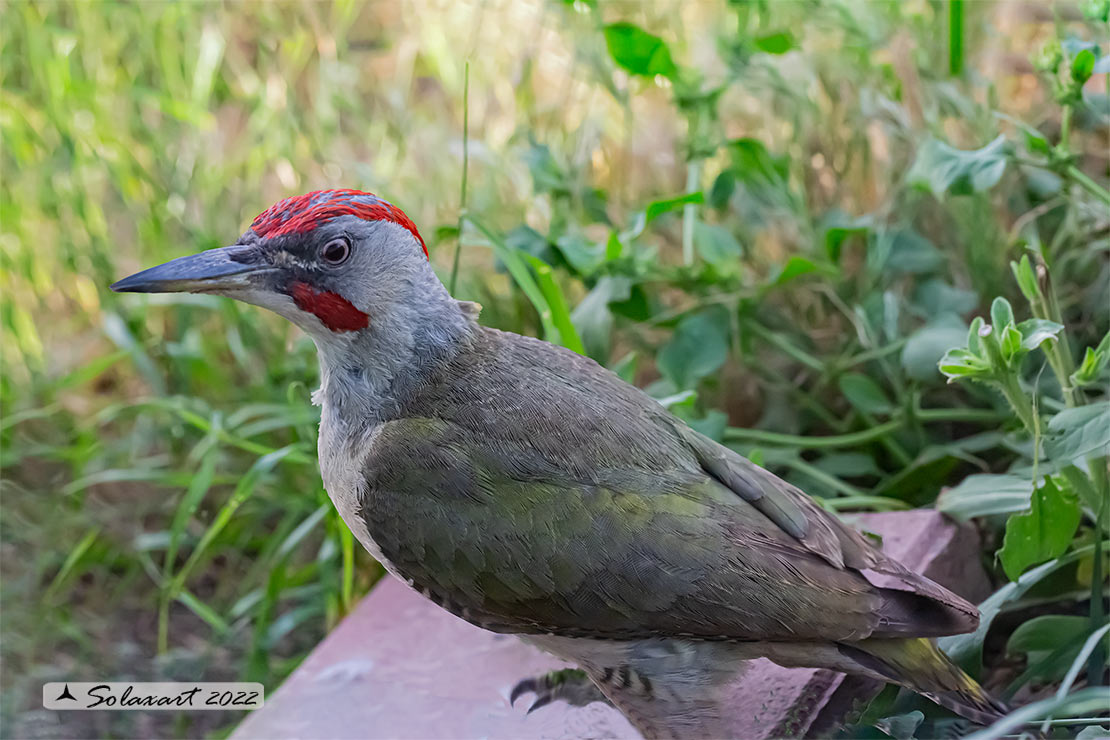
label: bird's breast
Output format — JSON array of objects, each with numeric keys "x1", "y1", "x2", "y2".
[{"x1": 317, "y1": 416, "x2": 406, "y2": 581}]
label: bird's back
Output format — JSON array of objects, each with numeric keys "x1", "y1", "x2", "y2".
[{"x1": 350, "y1": 325, "x2": 979, "y2": 643}]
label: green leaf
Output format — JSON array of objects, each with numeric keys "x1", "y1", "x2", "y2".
[
  {"x1": 938, "y1": 348, "x2": 991, "y2": 380},
  {"x1": 753, "y1": 31, "x2": 795, "y2": 55},
  {"x1": 1070, "y1": 330, "x2": 1110, "y2": 386},
  {"x1": 708, "y1": 169, "x2": 736, "y2": 208},
  {"x1": 990, "y1": 296, "x2": 1014, "y2": 331},
  {"x1": 693, "y1": 221, "x2": 742, "y2": 270},
  {"x1": 605, "y1": 231, "x2": 624, "y2": 261},
  {"x1": 962, "y1": 687, "x2": 1109, "y2": 740},
  {"x1": 610, "y1": 284, "x2": 652, "y2": 322},
  {"x1": 1007, "y1": 615, "x2": 1091, "y2": 656},
  {"x1": 1081, "y1": 0, "x2": 1110, "y2": 21},
  {"x1": 998, "y1": 477, "x2": 1081, "y2": 581},
  {"x1": 1010, "y1": 255, "x2": 1040, "y2": 301},
  {"x1": 645, "y1": 191, "x2": 703, "y2": 223},
  {"x1": 523, "y1": 140, "x2": 568, "y2": 194},
  {"x1": 1016, "y1": 318, "x2": 1063, "y2": 351},
  {"x1": 1001, "y1": 324, "x2": 1023, "y2": 362},
  {"x1": 554, "y1": 233, "x2": 606, "y2": 276},
  {"x1": 821, "y1": 213, "x2": 871, "y2": 262},
  {"x1": 1071, "y1": 347, "x2": 1105, "y2": 386},
  {"x1": 838, "y1": 373, "x2": 893, "y2": 415},
  {"x1": 505, "y1": 224, "x2": 559, "y2": 266},
  {"x1": 771, "y1": 255, "x2": 825, "y2": 285},
  {"x1": 688, "y1": 409, "x2": 728, "y2": 441},
  {"x1": 907, "y1": 135, "x2": 1010, "y2": 197},
  {"x1": 976, "y1": 321, "x2": 1003, "y2": 363},
  {"x1": 571, "y1": 276, "x2": 631, "y2": 361},
  {"x1": 1071, "y1": 48, "x2": 1096, "y2": 84},
  {"x1": 883, "y1": 228, "x2": 944, "y2": 275},
  {"x1": 875, "y1": 710, "x2": 924, "y2": 740},
  {"x1": 967, "y1": 316, "x2": 984, "y2": 355},
  {"x1": 655, "y1": 389, "x2": 697, "y2": 410},
  {"x1": 940, "y1": 546, "x2": 1093, "y2": 666},
  {"x1": 603, "y1": 23, "x2": 677, "y2": 79},
  {"x1": 906, "y1": 319, "x2": 973, "y2": 381},
  {"x1": 813, "y1": 452, "x2": 883, "y2": 478},
  {"x1": 657, "y1": 308, "x2": 730, "y2": 389},
  {"x1": 1045, "y1": 402, "x2": 1110, "y2": 462},
  {"x1": 625, "y1": 192, "x2": 705, "y2": 240},
  {"x1": 937, "y1": 473, "x2": 1034, "y2": 519},
  {"x1": 911, "y1": 279, "x2": 978, "y2": 319},
  {"x1": 1022, "y1": 128, "x2": 1051, "y2": 155},
  {"x1": 728, "y1": 138, "x2": 790, "y2": 184}
]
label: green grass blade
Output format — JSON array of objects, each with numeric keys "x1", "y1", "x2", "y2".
[
  {"x1": 522, "y1": 254, "x2": 585, "y2": 353},
  {"x1": 159, "y1": 445, "x2": 218, "y2": 653},
  {"x1": 449, "y1": 60, "x2": 469, "y2": 295},
  {"x1": 1044, "y1": 623, "x2": 1110, "y2": 732},
  {"x1": 964, "y1": 687, "x2": 1109, "y2": 740},
  {"x1": 339, "y1": 515, "x2": 355, "y2": 613},
  {"x1": 469, "y1": 218, "x2": 558, "y2": 341},
  {"x1": 275, "y1": 504, "x2": 329, "y2": 560},
  {"x1": 44, "y1": 528, "x2": 100, "y2": 602},
  {"x1": 101, "y1": 311, "x2": 166, "y2": 395},
  {"x1": 168, "y1": 445, "x2": 297, "y2": 598},
  {"x1": 176, "y1": 588, "x2": 230, "y2": 636},
  {"x1": 948, "y1": 0, "x2": 964, "y2": 76},
  {"x1": 164, "y1": 441, "x2": 219, "y2": 577}
]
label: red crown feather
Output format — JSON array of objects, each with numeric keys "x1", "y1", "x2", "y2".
[{"x1": 251, "y1": 189, "x2": 427, "y2": 258}]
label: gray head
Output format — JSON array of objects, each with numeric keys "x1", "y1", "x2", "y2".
[{"x1": 112, "y1": 189, "x2": 472, "y2": 410}]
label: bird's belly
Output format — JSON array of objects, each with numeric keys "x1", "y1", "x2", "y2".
[{"x1": 318, "y1": 422, "x2": 408, "y2": 582}]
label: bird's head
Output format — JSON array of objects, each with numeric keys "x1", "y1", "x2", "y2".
[{"x1": 111, "y1": 189, "x2": 434, "y2": 341}]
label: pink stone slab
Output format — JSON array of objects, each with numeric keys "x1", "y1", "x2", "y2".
[{"x1": 233, "y1": 510, "x2": 988, "y2": 740}]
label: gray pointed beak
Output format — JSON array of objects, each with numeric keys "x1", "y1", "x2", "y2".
[{"x1": 111, "y1": 245, "x2": 272, "y2": 294}]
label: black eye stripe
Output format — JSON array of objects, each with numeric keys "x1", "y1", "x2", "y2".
[{"x1": 320, "y1": 237, "x2": 351, "y2": 265}]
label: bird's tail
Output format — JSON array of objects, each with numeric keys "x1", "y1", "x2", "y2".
[{"x1": 838, "y1": 638, "x2": 1007, "y2": 726}]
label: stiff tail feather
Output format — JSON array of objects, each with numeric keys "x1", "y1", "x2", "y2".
[{"x1": 839, "y1": 638, "x2": 1007, "y2": 726}]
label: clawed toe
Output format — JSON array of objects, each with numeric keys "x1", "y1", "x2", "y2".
[
  {"x1": 510, "y1": 668, "x2": 610, "y2": 714},
  {"x1": 509, "y1": 677, "x2": 538, "y2": 707}
]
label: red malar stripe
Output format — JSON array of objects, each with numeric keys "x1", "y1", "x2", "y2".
[{"x1": 290, "y1": 281, "x2": 370, "y2": 333}]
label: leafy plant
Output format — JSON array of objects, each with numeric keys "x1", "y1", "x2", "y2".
[{"x1": 937, "y1": 255, "x2": 1108, "y2": 709}]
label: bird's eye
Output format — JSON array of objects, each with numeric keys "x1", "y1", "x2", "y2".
[{"x1": 320, "y1": 237, "x2": 351, "y2": 265}]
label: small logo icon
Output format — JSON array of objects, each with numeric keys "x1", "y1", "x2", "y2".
[{"x1": 54, "y1": 684, "x2": 77, "y2": 702}]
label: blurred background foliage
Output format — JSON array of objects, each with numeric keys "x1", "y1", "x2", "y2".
[{"x1": 1, "y1": 0, "x2": 1108, "y2": 737}]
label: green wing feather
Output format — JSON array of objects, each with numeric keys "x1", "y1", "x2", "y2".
[
  {"x1": 356, "y1": 327, "x2": 978, "y2": 643},
  {"x1": 676, "y1": 424, "x2": 979, "y2": 627}
]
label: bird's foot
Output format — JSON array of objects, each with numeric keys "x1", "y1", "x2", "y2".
[{"x1": 510, "y1": 668, "x2": 610, "y2": 714}]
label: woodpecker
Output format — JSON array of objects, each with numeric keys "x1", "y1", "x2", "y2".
[{"x1": 113, "y1": 189, "x2": 1005, "y2": 738}]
